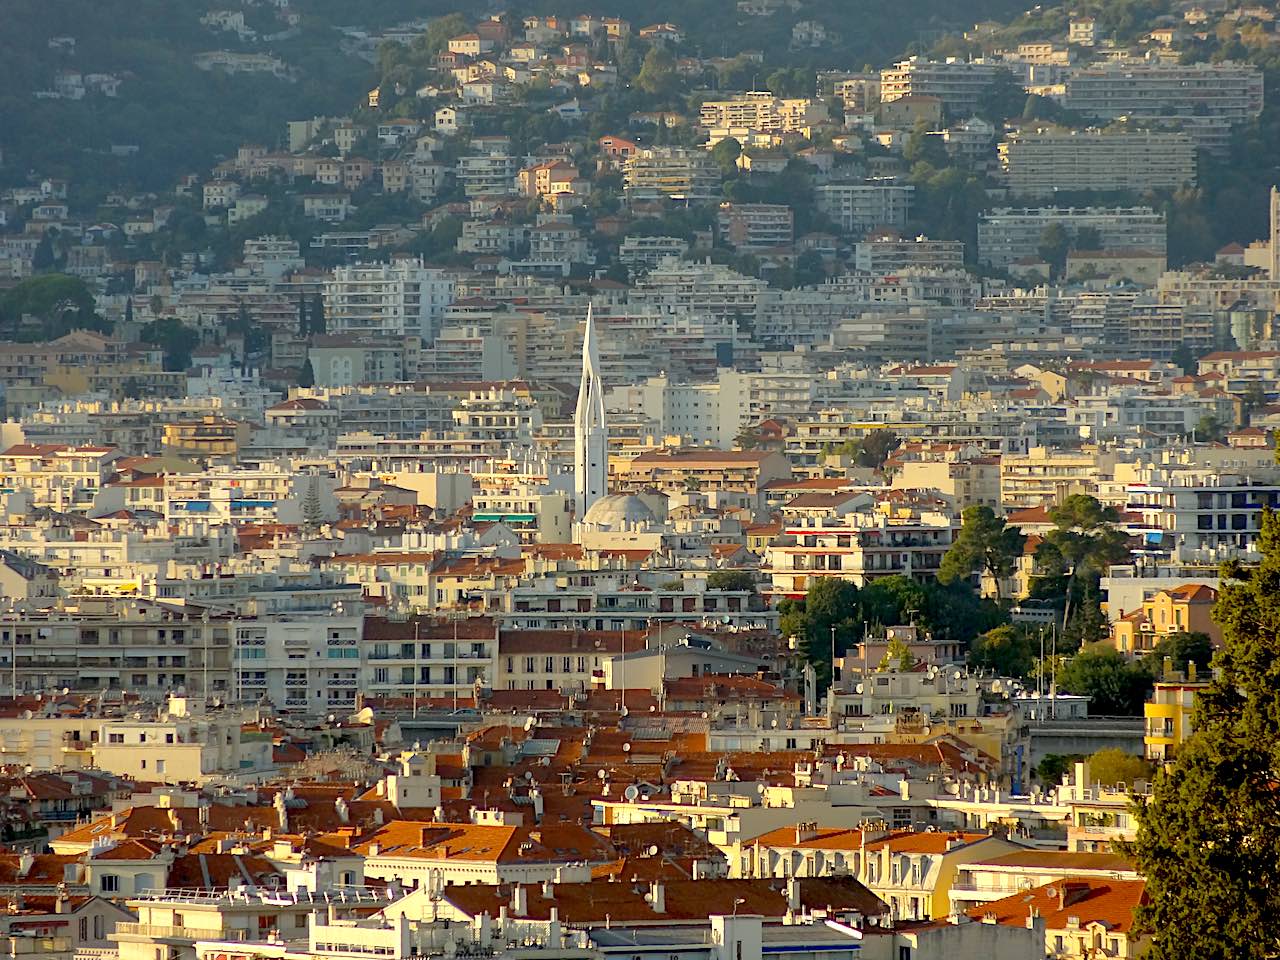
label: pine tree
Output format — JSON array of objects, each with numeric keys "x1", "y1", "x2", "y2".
[
  {"x1": 302, "y1": 476, "x2": 324, "y2": 529},
  {"x1": 124, "y1": 297, "x2": 134, "y2": 325},
  {"x1": 1125, "y1": 509, "x2": 1280, "y2": 957},
  {"x1": 297, "y1": 358, "x2": 315, "y2": 388},
  {"x1": 310, "y1": 293, "x2": 326, "y2": 336},
  {"x1": 938, "y1": 505, "x2": 1026, "y2": 601}
]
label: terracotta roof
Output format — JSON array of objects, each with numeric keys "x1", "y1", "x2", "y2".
[
  {"x1": 443, "y1": 876, "x2": 885, "y2": 923},
  {"x1": 969, "y1": 879, "x2": 1146, "y2": 934}
]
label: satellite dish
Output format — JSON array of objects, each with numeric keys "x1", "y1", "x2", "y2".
[
  {"x1": 597, "y1": 769, "x2": 607, "y2": 780},
  {"x1": 622, "y1": 742, "x2": 631, "y2": 753},
  {"x1": 624, "y1": 785, "x2": 640, "y2": 801},
  {"x1": 855, "y1": 683, "x2": 864, "y2": 694},
  {"x1": 647, "y1": 844, "x2": 659, "y2": 856}
]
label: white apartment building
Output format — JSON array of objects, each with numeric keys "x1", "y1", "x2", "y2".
[
  {"x1": 164, "y1": 465, "x2": 333, "y2": 527},
  {"x1": 623, "y1": 147, "x2": 721, "y2": 202},
  {"x1": 233, "y1": 615, "x2": 364, "y2": 712},
  {"x1": 1064, "y1": 60, "x2": 1264, "y2": 152},
  {"x1": 324, "y1": 260, "x2": 454, "y2": 340},
  {"x1": 766, "y1": 513, "x2": 956, "y2": 598},
  {"x1": 617, "y1": 235, "x2": 689, "y2": 272},
  {"x1": 879, "y1": 57, "x2": 1004, "y2": 114},
  {"x1": 718, "y1": 203, "x2": 795, "y2": 250},
  {"x1": 815, "y1": 181, "x2": 914, "y2": 234},
  {"x1": 999, "y1": 130, "x2": 1197, "y2": 198},
  {"x1": 1125, "y1": 472, "x2": 1280, "y2": 561},
  {"x1": 454, "y1": 152, "x2": 519, "y2": 197},
  {"x1": 853, "y1": 236, "x2": 965, "y2": 273},
  {"x1": 977, "y1": 207, "x2": 1167, "y2": 268},
  {"x1": 698, "y1": 92, "x2": 828, "y2": 132}
]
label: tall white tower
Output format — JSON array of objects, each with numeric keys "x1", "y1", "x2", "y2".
[{"x1": 574, "y1": 305, "x2": 607, "y2": 518}]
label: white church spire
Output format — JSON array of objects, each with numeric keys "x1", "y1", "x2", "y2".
[{"x1": 574, "y1": 304, "x2": 607, "y2": 519}]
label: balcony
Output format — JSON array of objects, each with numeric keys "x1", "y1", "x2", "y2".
[{"x1": 114, "y1": 923, "x2": 248, "y2": 942}]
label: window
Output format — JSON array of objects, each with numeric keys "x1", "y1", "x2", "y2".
[
  {"x1": 78, "y1": 918, "x2": 88, "y2": 941},
  {"x1": 100, "y1": 874, "x2": 119, "y2": 893}
]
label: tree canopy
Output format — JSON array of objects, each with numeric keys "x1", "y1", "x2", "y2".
[
  {"x1": 939, "y1": 505, "x2": 1026, "y2": 600},
  {"x1": 1127, "y1": 510, "x2": 1280, "y2": 958}
]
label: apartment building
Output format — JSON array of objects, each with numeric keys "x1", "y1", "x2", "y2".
[
  {"x1": 833, "y1": 73, "x2": 882, "y2": 112},
  {"x1": 718, "y1": 203, "x2": 795, "y2": 250},
  {"x1": 324, "y1": 260, "x2": 454, "y2": 340},
  {"x1": 879, "y1": 58, "x2": 1003, "y2": 114},
  {"x1": 455, "y1": 152, "x2": 519, "y2": 197},
  {"x1": 623, "y1": 147, "x2": 721, "y2": 202},
  {"x1": 1124, "y1": 472, "x2": 1280, "y2": 559},
  {"x1": 1145, "y1": 675, "x2": 1208, "y2": 762},
  {"x1": 361, "y1": 616, "x2": 496, "y2": 703},
  {"x1": 853, "y1": 236, "x2": 965, "y2": 273},
  {"x1": 502, "y1": 578, "x2": 766, "y2": 633},
  {"x1": 1064, "y1": 60, "x2": 1264, "y2": 152},
  {"x1": 615, "y1": 449, "x2": 791, "y2": 502},
  {"x1": 766, "y1": 513, "x2": 955, "y2": 597},
  {"x1": 999, "y1": 130, "x2": 1196, "y2": 198},
  {"x1": 0, "y1": 599, "x2": 235, "y2": 700},
  {"x1": 698, "y1": 93, "x2": 828, "y2": 133},
  {"x1": 233, "y1": 615, "x2": 363, "y2": 712},
  {"x1": 977, "y1": 207, "x2": 1167, "y2": 268},
  {"x1": 815, "y1": 181, "x2": 914, "y2": 234},
  {"x1": 1000, "y1": 446, "x2": 1118, "y2": 509},
  {"x1": 0, "y1": 444, "x2": 120, "y2": 511}
]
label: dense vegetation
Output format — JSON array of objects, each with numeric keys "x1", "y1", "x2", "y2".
[{"x1": 1126, "y1": 511, "x2": 1280, "y2": 957}]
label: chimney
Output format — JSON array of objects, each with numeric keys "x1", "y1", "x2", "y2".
[
  {"x1": 334, "y1": 797, "x2": 350, "y2": 824},
  {"x1": 649, "y1": 881, "x2": 665, "y2": 913},
  {"x1": 368, "y1": 843, "x2": 380, "y2": 857},
  {"x1": 16, "y1": 852, "x2": 34, "y2": 879},
  {"x1": 510, "y1": 884, "x2": 527, "y2": 915},
  {"x1": 542, "y1": 879, "x2": 554, "y2": 899},
  {"x1": 787, "y1": 876, "x2": 800, "y2": 912}
]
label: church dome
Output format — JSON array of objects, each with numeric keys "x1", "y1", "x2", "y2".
[{"x1": 582, "y1": 494, "x2": 657, "y2": 530}]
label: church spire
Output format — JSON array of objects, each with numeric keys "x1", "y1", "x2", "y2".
[{"x1": 574, "y1": 304, "x2": 607, "y2": 519}]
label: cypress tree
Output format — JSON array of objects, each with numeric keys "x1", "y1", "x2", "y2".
[{"x1": 1126, "y1": 508, "x2": 1280, "y2": 957}]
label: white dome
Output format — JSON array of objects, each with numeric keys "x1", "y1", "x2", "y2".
[{"x1": 582, "y1": 494, "x2": 657, "y2": 529}]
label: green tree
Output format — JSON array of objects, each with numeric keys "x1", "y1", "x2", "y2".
[
  {"x1": 938, "y1": 505, "x2": 1027, "y2": 601},
  {"x1": 302, "y1": 475, "x2": 324, "y2": 529},
  {"x1": 1171, "y1": 343, "x2": 1198, "y2": 375},
  {"x1": 1057, "y1": 642, "x2": 1153, "y2": 715},
  {"x1": 1126, "y1": 509, "x2": 1280, "y2": 956},
  {"x1": 309, "y1": 293, "x2": 326, "y2": 336},
  {"x1": 637, "y1": 46, "x2": 678, "y2": 98},
  {"x1": 710, "y1": 137, "x2": 742, "y2": 175},
  {"x1": 0, "y1": 273, "x2": 104, "y2": 340},
  {"x1": 1194, "y1": 414, "x2": 1226, "y2": 442},
  {"x1": 878, "y1": 634, "x2": 917, "y2": 672},
  {"x1": 1086, "y1": 747, "x2": 1153, "y2": 787},
  {"x1": 140, "y1": 317, "x2": 199, "y2": 371},
  {"x1": 1074, "y1": 226, "x2": 1102, "y2": 251},
  {"x1": 1037, "y1": 222, "x2": 1070, "y2": 277},
  {"x1": 852, "y1": 429, "x2": 901, "y2": 470},
  {"x1": 1148, "y1": 631, "x2": 1213, "y2": 675},
  {"x1": 1035, "y1": 495, "x2": 1130, "y2": 646},
  {"x1": 969, "y1": 624, "x2": 1039, "y2": 679},
  {"x1": 706, "y1": 570, "x2": 756, "y2": 592},
  {"x1": 297, "y1": 358, "x2": 315, "y2": 389},
  {"x1": 781, "y1": 577, "x2": 861, "y2": 690},
  {"x1": 1037, "y1": 753, "x2": 1078, "y2": 785}
]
